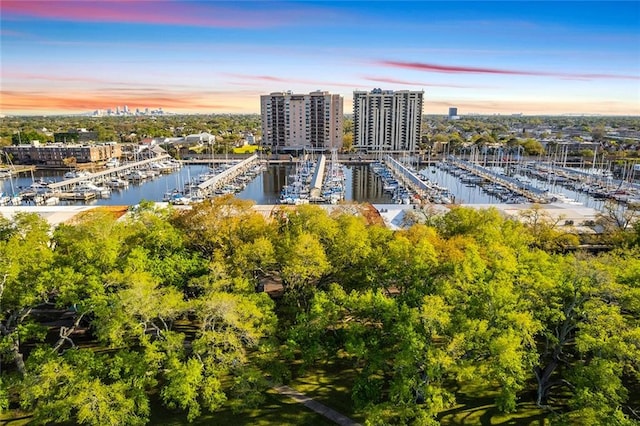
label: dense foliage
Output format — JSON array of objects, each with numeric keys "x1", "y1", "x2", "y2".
[{"x1": 0, "y1": 197, "x2": 638, "y2": 425}]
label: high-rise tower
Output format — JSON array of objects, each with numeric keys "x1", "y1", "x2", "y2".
[
  {"x1": 353, "y1": 89, "x2": 423, "y2": 152},
  {"x1": 260, "y1": 91, "x2": 343, "y2": 152}
]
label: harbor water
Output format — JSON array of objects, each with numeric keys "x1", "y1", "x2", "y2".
[{"x1": 0, "y1": 163, "x2": 614, "y2": 209}]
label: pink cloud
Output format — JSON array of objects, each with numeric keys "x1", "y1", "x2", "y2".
[
  {"x1": 1, "y1": 0, "x2": 333, "y2": 29},
  {"x1": 0, "y1": 28, "x2": 31, "y2": 37},
  {"x1": 2, "y1": 72, "x2": 108, "y2": 84},
  {"x1": 377, "y1": 60, "x2": 640, "y2": 81},
  {"x1": 362, "y1": 76, "x2": 485, "y2": 89}
]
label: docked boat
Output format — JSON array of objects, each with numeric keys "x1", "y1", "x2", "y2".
[
  {"x1": 0, "y1": 192, "x2": 22, "y2": 206},
  {"x1": 124, "y1": 170, "x2": 147, "y2": 181},
  {"x1": 106, "y1": 177, "x2": 129, "y2": 189},
  {"x1": 75, "y1": 181, "x2": 111, "y2": 198},
  {"x1": 44, "y1": 195, "x2": 60, "y2": 205},
  {"x1": 105, "y1": 158, "x2": 121, "y2": 168},
  {"x1": 64, "y1": 170, "x2": 91, "y2": 179}
]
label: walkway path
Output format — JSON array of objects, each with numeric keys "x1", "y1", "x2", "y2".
[{"x1": 273, "y1": 385, "x2": 362, "y2": 426}]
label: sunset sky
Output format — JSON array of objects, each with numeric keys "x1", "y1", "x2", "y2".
[{"x1": 1, "y1": 1, "x2": 639, "y2": 116}]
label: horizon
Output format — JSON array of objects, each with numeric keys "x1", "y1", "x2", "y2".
[
  {"x1": 3, "y1": 112, "x2": 640, "y2": 119},
  {"x1": 1, "y1": 1, "x2": 639, "y2": 116}
]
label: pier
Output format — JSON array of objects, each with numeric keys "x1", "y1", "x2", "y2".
[
  {"x1": 197, "y1": 154, "x2": 262, "y2": 196},
  {"x1": 310, "y1": 155, "x2": 326, "y2": 199},
  {"x1": 384, "y1": 156, "x2": 432, "y2": 199},
  {"x1": 448, "y1": 158, "x2": 550, "y2": 203},
  {"x1": 47, "y1": 155, "x2": 173, "y2": 191},
  {"x1": 0, "y1": 165, "x2": 36, "y2": 178}
]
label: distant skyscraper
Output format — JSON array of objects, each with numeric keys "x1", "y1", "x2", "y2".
[
  {"x1": 353, "y1": 89, "x2": 423, "y2": 152},
  {"x1": 260, "y1": 90, "x2": 343, "y2": 152},
  {"x1": 448, "y1": 107, "x2": 458, "y2": 117}
]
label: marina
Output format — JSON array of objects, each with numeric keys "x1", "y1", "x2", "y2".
[{"x1": 0, "y1": 155, "x2": 637, "y2": 212}]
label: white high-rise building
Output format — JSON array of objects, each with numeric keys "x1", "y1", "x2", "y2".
[
  {"x1": 353, "y1": 89, "x2": 423, "y2": 152},
  {"x1": 260, "y1": 90, "x2": 343, "y2": 152}
]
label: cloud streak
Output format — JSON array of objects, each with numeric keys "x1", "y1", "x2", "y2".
[
  {"x1": 362, "y1": 76, "x2": 486, "y2": 89},
  {"x1": 1, "y1": 0, "x2": 335, "y2": 29},
  {"x1": 377, "y1": 60, "x2": 640, "y2": 81}
]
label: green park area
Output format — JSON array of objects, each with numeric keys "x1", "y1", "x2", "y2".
[
  {"x1": 1, "y1": 198, "x2": 639, "y2": 425},
  {"x1": 232, "y1": 145, "x2": 261, "y2": 154}
]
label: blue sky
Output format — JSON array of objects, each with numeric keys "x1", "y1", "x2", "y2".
[{"x1": 1, "y1": 1, "x2": 639, "y2": 115}]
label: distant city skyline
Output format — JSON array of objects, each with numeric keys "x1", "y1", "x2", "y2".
[{"x1": 1, "y1": 1, "x2": 639, "y2": 116}]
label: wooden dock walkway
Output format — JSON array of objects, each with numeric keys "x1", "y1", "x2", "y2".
[
  {"x1": 47, "y1": 155, "x2": 172, "y2": 191},
  {"x1": 197, "y1": 154, "x2": 261, "y2": 195},
  {"x1": 450, "y1": 158, "x2": 550, "y2": 203}
]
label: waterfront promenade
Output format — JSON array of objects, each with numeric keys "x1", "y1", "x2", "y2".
[{"x1": 0, "y1": 202, "x2": 601, "y2": 232}]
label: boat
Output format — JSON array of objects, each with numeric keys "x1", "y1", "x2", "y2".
[
  {"x1": 0, "y1": 168, "x2": 13, "y2": 179},
  {"x1": 105, "y1": 158, "x2": 121, "y2": 168},
  {"x1": 44, "y1": 196, "x2": 60, "y2": 205},
  {"x1": 106, "y1": 177, "x2": 129, "y2": 189},
  {"x1": 64, "y1": 170, "x2": 91, "y2": 179},
  {"x1": 547, "y1": 193, "x2": 583, "y2": 205},
  {"x1": 124, "y1": 170, "x2": 147, "y2": 181},
  {"x1": 0, "y1": 192, "x2": 14, "y2": 205},
  {"x1": 75, "y1": 181, "x2": 111, "y2": 198}
]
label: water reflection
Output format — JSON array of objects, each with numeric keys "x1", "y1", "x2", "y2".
[
  {"x1": 236, "y1": 165, "x2": 394, "y2": 204},
  {"x1": 0, "y1": 163, "x2": 610, "y2": 208}
]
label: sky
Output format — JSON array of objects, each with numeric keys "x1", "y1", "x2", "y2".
[{"x1": 1, "y1": 0, "x2": 639, "y2": 116}]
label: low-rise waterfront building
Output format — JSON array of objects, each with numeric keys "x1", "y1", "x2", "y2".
[{"x1": 3, "y1": 142, "x2": 122, "y2": 166}]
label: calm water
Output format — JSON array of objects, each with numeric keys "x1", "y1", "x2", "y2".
[
  {"x1": 419, "y1": 165, "x2": 606, "y2": 209},
  {"x1": 1, "y1": 165, "x2": 395, "y2": 206},
  {"x1": 1, "y1": 164, "x2": 606, "y2": 208}
]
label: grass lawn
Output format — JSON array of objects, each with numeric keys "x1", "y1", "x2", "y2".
[
  {"x1": 147, "y1": 359, "x2": 362, "y2": 425},
  {"x1": 288, "y1": 359, "x2": 364, "y2": 423},
  {"x1": 0, "y1": 390, "x2": 337, "y2": 426},
  {"x1": 0, "y1": 409, "x2": 32, "y2": 426},
  {"x1": 232, "y1": 146, "x2": 261, "y2": 154},
  {"x1": 438, "y1": 380, "x2": 548, "y2": 426},
  {"x1": 148, "y1": 388, "x2": 335, "y2": 426},
  {"x1": 1, "y1": 363, "x2": 554, "y2": 426},
  {"x1": 439, "y1": 400, "x2": 548, "y2": 426}
]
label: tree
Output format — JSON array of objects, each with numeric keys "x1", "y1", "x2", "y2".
[
  {"x1": 596, "y1": 201, "x2": 640, "y2": 244},
  {"x1": 526, "y1": 254, "x2": 639, "y2": 423},
  {"x1": 11, "y1": 129, "x2": 47, "y2": 145},
  {"x1": 0, "y1": 213, "x2": 53, "y2": 375},
  {"x1": 20, "y1": 348, "x2": 152, "y2": 425},
  {"x1": 591, "y1": 126, "x2": 606, "y2": 143},
  {"x1": 519, "y1": 204, "x2": 579, "y2": 251},
  {"x1": 279, "y1": 232, "x2": 330, "y2": 308},
  {"x1": 519, "y1": 138, "x2": 545, "y2": 156},
  {"x1": 342, "y1": 133, "x2": 354, "y2": 153},
  {"x1": 172, "y1": 195, "x2": 273, "y2": 262}
]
